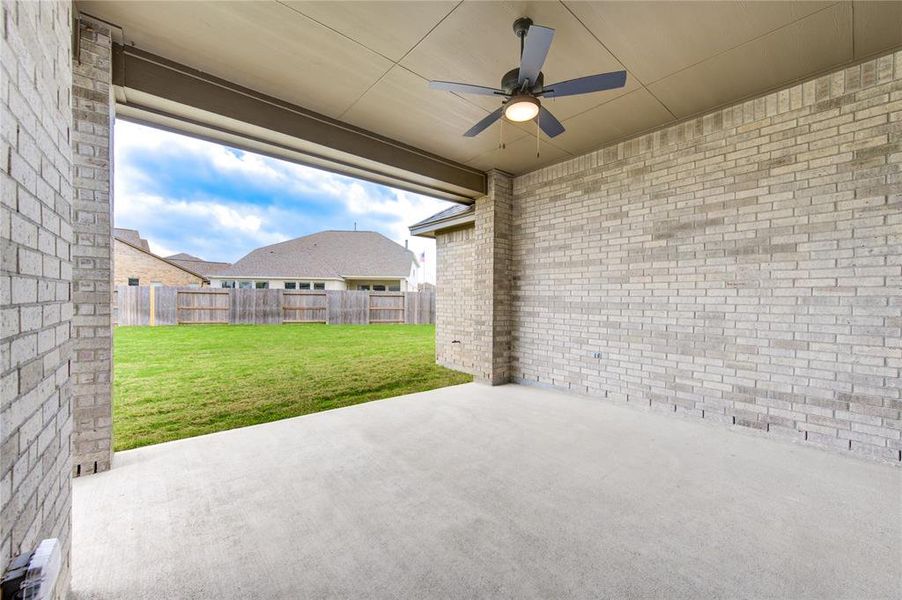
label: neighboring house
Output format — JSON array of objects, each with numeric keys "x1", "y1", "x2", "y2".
[
  {"x1": 211, "y1": 230, "x2": 418, "y2": 291},
  {"x1": 166, "y1": 253, "x2": 232, "y2": 278},
  {"x1": 113, "y1": 228, "x2": 207, "y2": 287}
]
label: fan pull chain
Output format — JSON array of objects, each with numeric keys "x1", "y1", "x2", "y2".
[
  {"x1": 499, "y1": 116, "x2": 506, "y2": 150},
  {"x1": 536, "y1": 111, "x2": 541, "y2": 158}
]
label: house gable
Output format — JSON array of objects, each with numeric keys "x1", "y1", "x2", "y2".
[{"x1": 114, "y1": 239, "x2": 206, "y2": 286}]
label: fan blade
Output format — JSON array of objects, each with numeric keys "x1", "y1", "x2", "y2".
[
  {"x1": 536, "y1": 106, "x2": 565, "y2": 138},
  {"x1": 429, "y1": 81, "x2": 506, "y2": 96},
  {"x1": 542, "y1": 71, "x2": 627, "y2": 98},
  {"x1": 518, "y1": 25, "x2": 555, "y2": 87},
  {"x1": 464, "y1": 107, "x2": 504, "y2": 137}
]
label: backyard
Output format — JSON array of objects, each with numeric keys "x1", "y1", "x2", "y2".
[{"x1": 113, "y1": 324, "x2": 471, "y2": 450}]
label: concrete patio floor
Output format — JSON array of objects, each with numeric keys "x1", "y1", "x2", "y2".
[{"x1": 71, "y1": 383, "x2": 901, "y2": 599}]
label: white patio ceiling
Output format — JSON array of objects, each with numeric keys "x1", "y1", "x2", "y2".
[{"x1": 79, "y1": 1, "x2": 902, "y2": 176}]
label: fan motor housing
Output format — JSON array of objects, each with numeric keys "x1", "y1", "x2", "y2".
[
  {"x1": 512, "y1": 17, "x2": 533, "y2": 38},
  {"x1": 502, "y1": 68, "x2": 543, "y2": 95}
]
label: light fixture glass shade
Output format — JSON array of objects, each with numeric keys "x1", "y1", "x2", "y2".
[{"x1": 504, "y1": 96, "x2": 539, "y2": 122}]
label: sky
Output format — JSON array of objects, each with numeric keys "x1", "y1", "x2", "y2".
[{"x1": 114, "y1": 120, "x2": 454, "y2": 283}]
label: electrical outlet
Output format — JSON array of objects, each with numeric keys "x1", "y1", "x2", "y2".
[{"x1": 591, "y1": 351, "x2": 602, "y2": 359}]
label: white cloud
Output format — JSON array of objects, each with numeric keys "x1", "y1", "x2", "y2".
[
  {"x1": 147, "y1": 239, "x2": 180, "y2": 259},
  {"x1": 115, "y1": 187, "x2": 294, "y2": 263},
  {"x1": 117, "y1": 120, "x2": 364, "y2": 202},
  {"x1": 119, "y1": 193, "x2": 273, "y2": 239}
]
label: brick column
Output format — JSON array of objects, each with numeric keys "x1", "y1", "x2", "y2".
[
  {"x1": 473, "y1": 170, "x2": 512, "y2": 385},
  {"x1": 71, "y1": 16, "x2": 114, "y2": 476}
]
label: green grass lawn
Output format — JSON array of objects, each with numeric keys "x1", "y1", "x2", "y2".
[{"x1": 113, "y1": 324, "x2": 471, "y2": 450}]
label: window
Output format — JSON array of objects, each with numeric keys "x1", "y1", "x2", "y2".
[
  {"x1": 358, "y1": 284, "x2": 370, "y2": 291},
  {"x1": 313, "y1": 282, "x2": 325, "y2": 290},
  {"x1": 298, "y1": 282, "x2": 311, "y2": 290},
  {"x1": 221, "y1": 280, "x2": 236, "y2": 289},
  {"x1": 238, "y1": 281, "x2": 253, "y2": 289},
  {"x1": 284, "y1": 282, "x2": 296, "y2": 290},
  {"x1": 388, "y1": 285, "x2": 400, "y2": 292},
  {"x1": 127, "y1": 278, "x2": 139, "y2": 286},
  {"x1": 373, "y1": 284, "x2": 386, "y2": 292},
  {"x1": 255, "y1": 281, "x2": 269, "y2": 289}
]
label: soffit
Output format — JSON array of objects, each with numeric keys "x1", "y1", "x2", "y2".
[{"x1": 79, "y1": 0, "x2": 902, "y2": 176}]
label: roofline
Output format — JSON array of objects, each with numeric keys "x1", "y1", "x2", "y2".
[
  {"x1": 209, "y1": 275, "x2": 345, "y2": 281},
  {"x1": 167, "y1": 254, "x2": 226, "y2": 262},
  {"x1": 220, "y1": 230, "x2": 417, "y2": 273},
  {"x1": 340, "y1": 275, "x2": 411, "y2": 280},
  {"x1": 409, "y1": 211, "x2": 476, "y2": 238},
  {"x1": 114, "y1": 237, "x2": 210, "y2": 282},
  {"x1": 172, "y1": 260, "x2": 232, "y2": 267},
  {"x1": 208, "y1": 275, "x2": 411, "y2": 281}
]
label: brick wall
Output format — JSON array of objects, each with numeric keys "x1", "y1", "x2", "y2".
[
  {"x1": 509, "y1": 50, "x2": 901, "y2": 463},
  {"x1": 435, "y1": 226, "x2": 476, "y2": 373},
  {"x1": 71, "y1": 16, "x2": 114, "y2": 476},
  {"x1": 114, "y1": 240, "x2": 204, "y2": 287},
  {"x1": 1, "y1": 0, "x2": 74, "y2": 593}
]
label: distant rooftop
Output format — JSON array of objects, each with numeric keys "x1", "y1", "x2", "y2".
[
  {"x1": 166, "y1": 253, "x2": 232, "y2": 277},
  {"x1": 217, "y1": 230, "x2": 416, "y2": 280},
  {"x1": 113, "y1": 228, "x2": 150, "y2": 252}
]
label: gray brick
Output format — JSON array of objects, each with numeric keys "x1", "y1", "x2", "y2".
[{"x1": 10, "y1": 276, "x2": 37, "y2": 304}]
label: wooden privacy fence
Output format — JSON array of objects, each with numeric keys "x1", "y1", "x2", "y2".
[{"x1": 114, "y1": 286, "x2": 435, "y2": 326}]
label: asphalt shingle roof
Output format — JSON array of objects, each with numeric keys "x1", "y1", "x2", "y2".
[
  {"x1": 113, "y1": 228, "x2": 150, "y2": 252},
  {"x1": 166, "y1": 255, "x2": 232, "y2": 277},
  {"x1": 409, "y1": 204, "x2": 473, "y2": 229},
  {"x1": 167, "y1": 257, "x2": 232, "y2": 277},
  {"x1": 166, "y1": 252, "x2": 201, "y2": 261},
  {"x1": 218, "y1": 231, "x2": 416, "y2": 279}
]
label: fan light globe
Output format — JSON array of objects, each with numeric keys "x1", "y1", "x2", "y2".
[{"x1": 504, "y1": 96, "x2": 540, "y2": 122}]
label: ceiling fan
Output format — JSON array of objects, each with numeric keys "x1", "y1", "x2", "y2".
[{"x1": 429, "y1": 17, "x2": 627, "y2": 139}]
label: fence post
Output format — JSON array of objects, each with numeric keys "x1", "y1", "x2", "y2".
[{"x1": 149, "y1": 285, "x2": 155, "y2": 326}]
